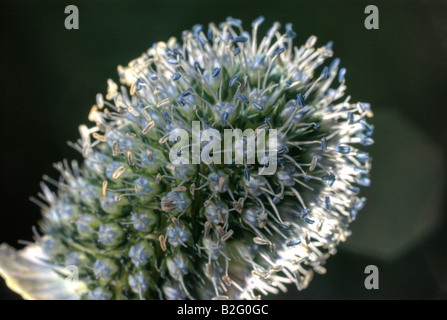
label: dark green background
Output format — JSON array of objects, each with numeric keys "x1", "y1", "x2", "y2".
[{"x1": 0, "y1": 0, "x2": 446, "y2": 299}]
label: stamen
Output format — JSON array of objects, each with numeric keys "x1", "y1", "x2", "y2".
[
  {"x1": 206, "y1": 263, "x2": 213, "y2": 278},
  {"x1": 252, "y1": 101, "x2": 263, "y2": 111},
  {"x1": 92, "y1": 132, "x2": 107, "y2": 142},
  {"x1": 220, "y1": 229, "x2": 234, "y2": 242},
  {"x1": 222, "y1": 275, "x2": 232, "y2": 287},
  {"x1": 229, "y1": 73, "x2": 240, "y2": 87},
  {"x1": 112, "y1": 166, "x2": 125, "y2": 179},
  {"x1": 172, "y1": 72, "x2": 181, "y2": 81},
  {"x1": 171, "y1": 217, "x2": 184, "y2": 229},
  {"x1": 147, "y1": 150, "x2": 153, "y2": 162},
  {"x1": 309, "y1": 155, "x2": 318, "y2": 172},
  {"x1": 112, "y1": 140, "x2": 121, "y2": 156},
  {"x1": 159, "y1": 133, "x2": 171, "y2": 144},
  {"x1": 102, "y1": 181, "x2": 108, "y2": 197},
  {"x1": 156, "y1": 98, "x2": 171, "y2": 108},
  {"x1": 253, "y1": 237, "x2": 271, "y2": 246},
  {"x1": 325, "y1": 196, "x2": 331, "y2": 211},
  {"x1": 204, "y1": 221, "x2": 212, "y2": 237},
  {"x1": 127, "y1": 151, "x2": 134, "y2": 166},
  {"x1": 286, "y1": 239, "x2": 301, "y2": 247},
  {"x1": 142, "y1": 121, "x2": 155, "y2": 134},
  {"x1": 141, "y1": 108, "x2": 152, "y2": 122},
  {"x1": 159, "y1": 235, "x2": 167, "y2": 252},
  {"x1": 212, "y1": 67, "x2": 221, "y2": 77},
  {"x1": 236, "y1": 92, "x2": 249, "y2": 105},
  {"x1": 234, "y1": 197, "x2": 244, "y2": 214},
  {"x1": 216, "y1": 225, "x2": 225, "y2": 238},
  {"x1": 218, "y1": 177, "x2": 226, "y2": 193},
  {"x1": 338, "y1": 68, "x2": 346, "y2": 83},
  {"x1": 270, "y1": 47, "x2": 284, "y2": 59}
]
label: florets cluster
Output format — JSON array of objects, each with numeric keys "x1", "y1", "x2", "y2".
[{"x1": 0, "y1": 16, "x2": 373, "y2": 300}]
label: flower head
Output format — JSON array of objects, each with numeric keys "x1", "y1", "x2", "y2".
[{"x1": 0, "y1": 16, "x2": 373, "y2": 300}]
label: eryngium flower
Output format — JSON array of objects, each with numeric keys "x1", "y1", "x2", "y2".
[{"x1": 0, "y1": 17, "x2": 373, "y2": 300}]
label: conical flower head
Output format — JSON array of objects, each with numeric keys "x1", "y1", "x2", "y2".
[{"x1": 0, "y1": 16, "x2": 373, "y2": 300}]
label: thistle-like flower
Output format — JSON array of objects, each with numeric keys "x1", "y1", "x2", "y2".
[{"x1": 0, "y1": 17, "x2": 373, "y2": 300}]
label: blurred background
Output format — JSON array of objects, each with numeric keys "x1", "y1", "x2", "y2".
[{"x1": 0, "y1": 0, "x2": 446, "y2": 299}]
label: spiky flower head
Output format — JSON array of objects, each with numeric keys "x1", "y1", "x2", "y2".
[{"x1": 0, "y1": 16, "x2": 373, "y2": 300}]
